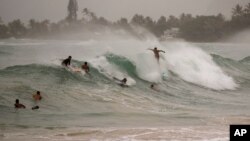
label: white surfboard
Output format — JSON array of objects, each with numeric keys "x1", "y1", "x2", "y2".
[{"x1": 68, "y1": 66, "x2": 86, "y2": 75}]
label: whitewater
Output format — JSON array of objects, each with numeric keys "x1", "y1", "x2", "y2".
[{"x1": 0, "y1": 34, "x2": 250, "y2": 140}]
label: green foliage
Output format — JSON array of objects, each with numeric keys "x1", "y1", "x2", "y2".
[
  {"x1": 116, "y1": 18, "x2": 129, "y2": 26},
  {"x1": 8, "y1": 19, "x2": 27, "y2": 38},
  {"x1": 131, "y1": 14, "x2": 146, "y2": 26},
  {"x1": 229, "y1": 3, "x2": 250, "y2": 31},
  {"x1": 179, "y1": 15, "x2": 225, "y2": 41},
  {"x1": 166, "y1": 15, "x2": 179, "y2": 28},
  {"x1": 154, "y1": 16, "x2": 168, "y2": 37},
  {"x1": 82, "y1": 8, "x2": 96, "y2": 21},
  {"x1": 0, "y1": 17, "x2": 3, "y2": 24},
  {"x1": 67, "y1": 0, "x2": 78, "y2": 22},
  {"x1": 130, "y1": 15, "x2": 158, "y2": 35},
  {"x1": 28, "y1": 19, "x2": 50, "y2": 37},
  {"x1": 114, "y1": 17, "x2": 133, "y2": 32},
  {"x1": 0, "y1": 17, "x2": 9, "y2": 38},
  {"x1": 0, "y1": 24, "x2": 9, "y2": 38},
  {"x1": 232, "y1": 4, "x2": 244, "y2": 18},
  {"x1": 1, "y1": 2, "x2": 250, "y2": 42}
]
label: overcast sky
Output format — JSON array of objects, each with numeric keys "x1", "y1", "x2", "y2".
[{"x1": 0, "y1": 0, "x2": 249, "y2": 23}]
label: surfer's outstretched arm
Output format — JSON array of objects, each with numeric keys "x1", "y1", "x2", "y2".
[
  {"x1": 147, "y1": 48, "x2": 154, "y2": 51},
  {"x1": 158, "y1": 50, "x2": 165, "y2": 53}
]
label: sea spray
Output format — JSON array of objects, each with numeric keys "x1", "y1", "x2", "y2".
[{"x1": 163, "y1": 42, "x2": 237, "y2": 90}]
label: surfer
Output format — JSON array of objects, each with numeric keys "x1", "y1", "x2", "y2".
[
  {"x1": 148, "y1": 47, "x2": 165, "y2": 63},
  {"x1": 120, "y1": 78, "x2": 128, "y2": 87},
  {"x1": 150, "y1": 84, "x2": 160, "y2": 92},
  {"x1": 33, "y1": 91, "x2": 42, "y2": 101},
  {"x1": 32, "y1": 106, "x2": 39, "y2": 110},
  {"x1": 81, "y1": 62, "x2": 90, "y2": 73},
  {"x1": 14, "y1": 99, "x2": 26, "y2": 109},
  {"x1": 32, "y1": 91, "x2": 41, "y2": 110},
  {"x1": 121, "y1": 78, "x2": 127, "y2": 85},
  {"x1": 62, "y1": 56, "x2": 72, "y2": 67},
  {"x1": 150, "y1": 84, "x2": 155, "y2": 89},
  {"x1": 113, "y1": 77, "x2": 128, "y2": 87}
]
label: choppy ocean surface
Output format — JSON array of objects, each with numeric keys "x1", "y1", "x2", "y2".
[{"x1": 0, "y1": 37, "x2": 250, "y2": 141}]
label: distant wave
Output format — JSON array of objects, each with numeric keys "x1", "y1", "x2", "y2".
[{"x1": 240, "y1": 56, "x2": 250, "y2": 63}]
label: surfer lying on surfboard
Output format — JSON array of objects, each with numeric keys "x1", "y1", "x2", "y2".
[
  {"x1": 150, "y1": 84, "x2": 160, "y2": 92},
  {"x1": 113, "y1": 77, "x2": 128, "y2": 87}
]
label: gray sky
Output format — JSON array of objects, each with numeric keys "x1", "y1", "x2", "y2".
[{"x1": 0, "y1": 0, "x2": 249, "y2": 23}]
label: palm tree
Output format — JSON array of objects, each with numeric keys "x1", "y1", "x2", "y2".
[
  {"x1": 232, "y1": 4, "x2": 243, "y2": 18},
  {"x1": 131, "y1": 14, "x2": 145, "y2": 26},
  {"x1": 0, "y1": 17, "x2": 3, "y2": 24},
  {"x1": 67, "y1": 0, "x2": 78, "y2": 22},
  {"x1": 244, "y1": 3, "x2": 250, "y2": 15},
  {"x1": 8, "y1": 19, "x2": 27, "y2": 37},
  {"x1": 82, "y1": 8, "x2": 97, "y2": 22}
]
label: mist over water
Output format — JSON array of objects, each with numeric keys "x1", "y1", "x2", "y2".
[
  {"x1": 0, "y1": 29, "x2": 250, "y2": 140},
  {"x1": 222, "y1": 29, "x2": 250, "y2": 43}
]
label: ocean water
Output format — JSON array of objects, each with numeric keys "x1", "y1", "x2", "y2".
[{"x1": 0, "y1": 36, "x2": 250, "y2": 141}]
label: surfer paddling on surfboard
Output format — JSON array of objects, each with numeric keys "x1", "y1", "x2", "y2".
[
  {"x1": 62, "y1": 56, "x2": 72, "y2": 67},
  {"x1": 61, "y1": 56, "x2": 79, "y2": 72},
  {"x1": 81, "y1": 62, "x2": 92, "y2": 77},
  {"x1": 113, "y1": 77, "x2": 128, "y2": 87},
  {"x1": 81, "y1": 62, "x2": 90, "y2": 73},
  {"x1": 61, "y1": 56, "x2": 82, "y2": 73},
  {"x1": 148, "y1": 47, "x2": 165, "y2": 63}
]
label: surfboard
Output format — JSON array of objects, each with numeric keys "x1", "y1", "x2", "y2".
[
  {"x1": 67, "y1": 66, "x2": 86, "y2": 75},
  {"x1": 71, "y1": 67, "x2": 82, "y2": 72},
  {"x1": 113, "y1": 77, "x2": 129, "y2": 87},
  {"x1": 119, "y1": 83, "x2": 129, "y2": 87}
]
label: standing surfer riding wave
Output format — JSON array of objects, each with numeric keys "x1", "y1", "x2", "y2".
[{"x1": 148, "y1": 47, "x2": 165, "y2": 63}]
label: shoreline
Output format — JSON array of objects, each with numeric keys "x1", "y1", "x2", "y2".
[{"x1": 1, "y1": 125, "x2": 229, "y2": 141}]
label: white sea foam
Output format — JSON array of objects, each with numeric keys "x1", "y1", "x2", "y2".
[
  {"x1": 164, "y1": 42, "x2": 237, "y2": 90},
  {"x1": 135, "y1": 52, "x2": 164, "y2": 83}
]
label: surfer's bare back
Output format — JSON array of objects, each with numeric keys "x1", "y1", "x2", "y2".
[{"x1": 148, "y1": 47, "x2": 165, "y2": 63}]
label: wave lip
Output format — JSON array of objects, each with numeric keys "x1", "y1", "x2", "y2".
[{"x1": 90, "y1": 55, "x2": 136, "y2": 86}]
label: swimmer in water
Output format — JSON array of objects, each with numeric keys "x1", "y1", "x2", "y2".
[
  {"x1": 14, "y1": 99, "x2": 26, "y2": 109},
  {"x1": 33, "y1": 91, "x2": 42, "y2": 101}
]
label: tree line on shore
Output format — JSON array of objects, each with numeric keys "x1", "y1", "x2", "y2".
[{"x1": 0, "y1": 1, "x2": 250, "y2": 42}]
